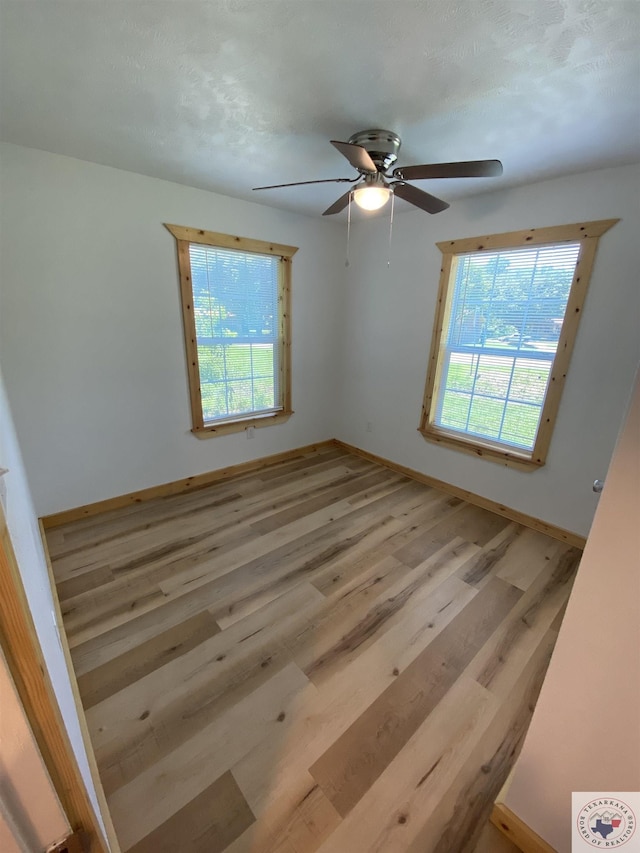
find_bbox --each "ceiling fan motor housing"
[348,129,401,173]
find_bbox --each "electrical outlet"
[366,421,373,432]
[246,426,255,439]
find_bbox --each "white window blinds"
[189,244,281,424]
[435,243,581,450]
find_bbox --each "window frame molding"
[165,224,297,438]
[419,219,619,470]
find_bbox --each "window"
[165,224,297,437]
[419,220,617,468]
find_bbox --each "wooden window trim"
[165,224,297,438]
[419,219,619,470]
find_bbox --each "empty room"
[0,2,639,853]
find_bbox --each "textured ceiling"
[1,0,639,218]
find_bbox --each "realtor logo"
[572,793,637,848]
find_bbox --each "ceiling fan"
[253,129,503,216]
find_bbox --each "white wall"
[0,141,638,853]
[503,371,640,852]
[0,367,107,843]
[0,143,344,516]
[335,164,640,536]
[1,144,638,535]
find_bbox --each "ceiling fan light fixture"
[353,184,391,211]
[255,128,502,217]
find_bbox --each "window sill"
[418,426,545,471]
[192,410,293,439]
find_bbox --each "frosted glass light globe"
[353,185,391,211]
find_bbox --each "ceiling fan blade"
[253,177,354,190]
[330,140,377,173]
[393,160,503,181]
[392,181,450,214]
[322,190,353,216]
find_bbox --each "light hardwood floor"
[48,445,579,852]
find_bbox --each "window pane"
[510,360,551,406]
[439,353,553,449]
[253,371,276,411]
[473,355,512,398]
[442,353,475,393]
[468,396,504,438]
[435,242,580,451]
[189,244,281,424]
[448,246,579,352]
[225,345,252,380]
[201,381,227,421]
[501,401,542,448]
[440,390,471,429]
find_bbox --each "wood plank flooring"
[48,445,581,852]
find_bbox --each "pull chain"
[387,190,395,267]
[345,192,352,267]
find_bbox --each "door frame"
[0,503,110,853]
